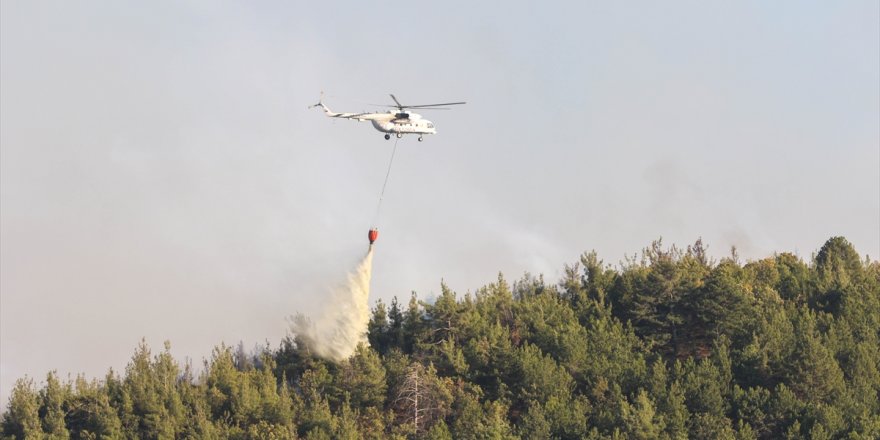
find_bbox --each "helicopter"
[310,93,465,141]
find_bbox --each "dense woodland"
[2,236,879,439]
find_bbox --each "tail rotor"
[309,91,327,110]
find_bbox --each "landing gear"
[396,133,403,138]
[384,134,390,140]
[418,136,423,142]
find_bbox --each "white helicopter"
[310,93,465,141]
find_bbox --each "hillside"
[2,236,879,439]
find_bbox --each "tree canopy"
[3,236,878,439]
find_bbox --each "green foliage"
[65,375,123,439]
[2,236,878,440]
[337,344,387,410]
[121,340,180,438]
[518,401,551,439]
[367,299,391,354]
[39,371,70,439]
[1,378,41,439]
[390,362,453,434]
[620,389,663,440]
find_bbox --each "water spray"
[291,246,374,362]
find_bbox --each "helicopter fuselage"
[371,113,436,136]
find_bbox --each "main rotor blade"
[372,105,452,110]
[390,94,404,109]
[403,102,467,108]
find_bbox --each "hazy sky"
[2,1,878,405]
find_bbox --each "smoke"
[290,246,374,362]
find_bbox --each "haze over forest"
[2,236,879,438]
[1,0,878,431]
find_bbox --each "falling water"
[290,246,374,362]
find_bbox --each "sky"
[1,1,878,406]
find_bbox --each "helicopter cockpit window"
[427,123,434,128]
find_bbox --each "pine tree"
[337,344,387,410]
[786,308,846,404]
[694,261,753,349]
[518,401,551,439]
[64,375,123,439]
[813,236,864,313]
[450,385,485,439]
[662,380,690,440]
[0,378,42,439]
[423,420,453,440]
[388,296,405,349]
[332,402,360,440]
[122,340,178,439]
[774,253,811,304]
[39,371,70,439]
[402,293,427,353]
[731,385,772,438]
[424,282,463,346]
[620,389,663,440]
[367,299,391,354]
[298,367,336,439]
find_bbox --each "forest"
[2,236,878,439]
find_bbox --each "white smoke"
[290,247,374,362]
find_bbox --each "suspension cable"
[372,137,399,226]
